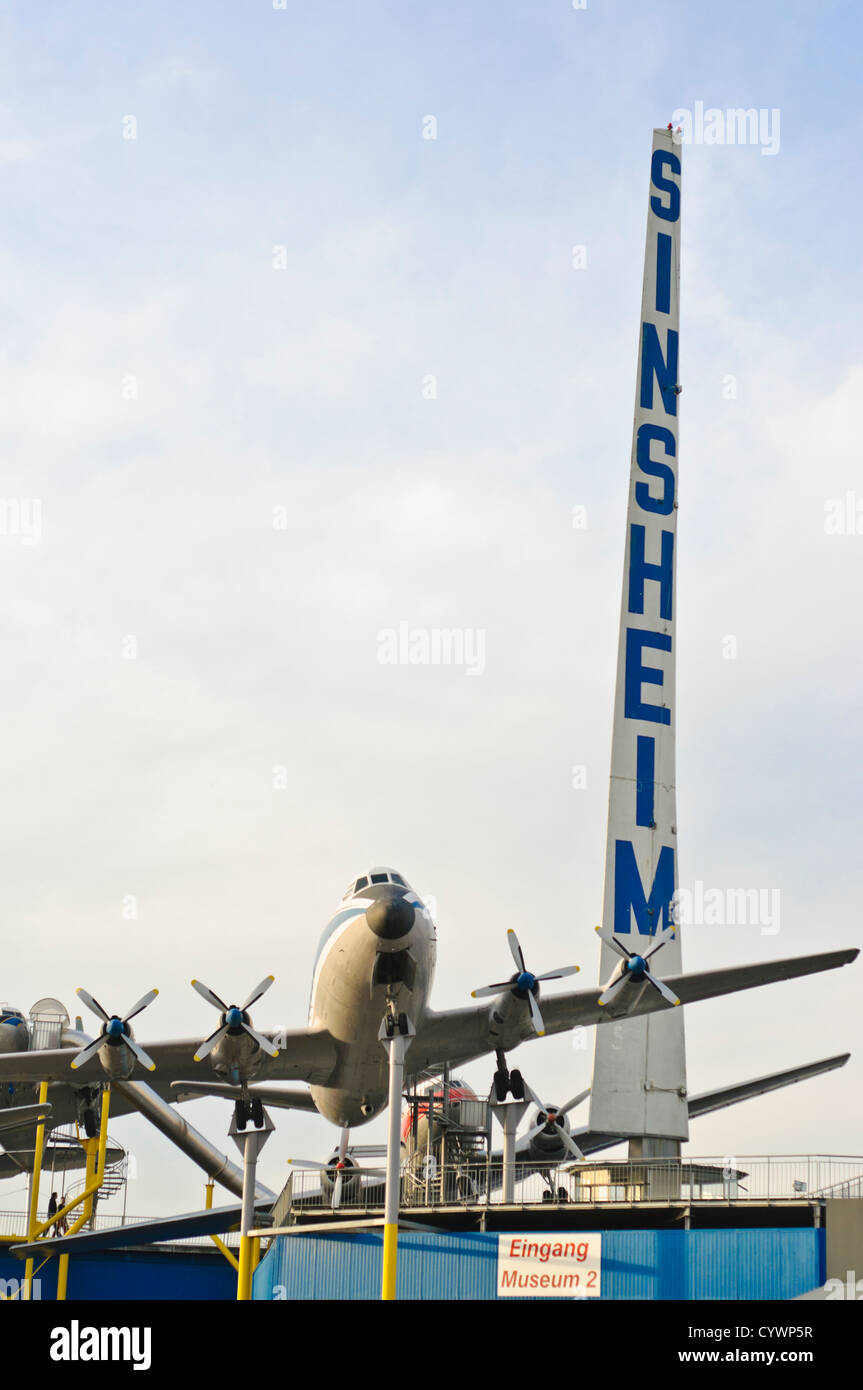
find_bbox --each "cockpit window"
[390,873,405,886]
[355,876,369,892]
[370,873,388,884]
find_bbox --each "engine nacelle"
[526,1105,573,1165]
[318,1152,363,1204]
[206,1021,264,1085]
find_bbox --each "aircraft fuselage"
[307,869,436,1128]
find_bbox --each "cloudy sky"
[0,1,861,1217]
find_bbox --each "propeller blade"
[643,928,676,962]
[194,1024,228,1062]
[70,1036,105,1071]
[471,982,512,999]
[645,971,680,1006]
[332,1171,343,1209]
[241,1024,279,1059]
[595,926,633,961]
[558,1087,591,1117]
[75,988,110,1023]
[241,975,275,1012]
[123,988,159,1023]
[191,979,229,1012]
[338,1127,350,1163]
[534,966,580,982]
[526,990,545,1037]
[598,976,628,1008]
[506,930,526,974]
[559,1128,586,1162]
[124,1036,157,1072]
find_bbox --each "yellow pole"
[33,1088,111,1240]
[204,1180,240,1272]
[381,1222,398,1300]
[23,1081,49,1301]
[49,1088,111,1301]
[237,1235,253,1301]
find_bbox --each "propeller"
[71,988,159,1072]
[472,930,579,1037]
[191,975,279,1061]
[286,1129,386,1209]
[331,1127,350,1209]
[521,1087,591,1161]
[596,925,680,1007]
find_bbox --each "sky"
[0,0,861,1218]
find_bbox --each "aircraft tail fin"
[588,126,686,1149]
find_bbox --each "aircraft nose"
[366,891,415,942]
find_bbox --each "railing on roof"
[284,1154,863,1211]
[0,1208,243,1249]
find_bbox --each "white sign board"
[496,1233,601,1298]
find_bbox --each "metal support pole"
[489,1098,528,1205]
[379,1012,414,1301]
[229,1109,273,1301]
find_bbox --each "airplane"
[0,865,856,1200]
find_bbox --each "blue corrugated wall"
[254,1228,824,1301]
[0,1247,236,1300]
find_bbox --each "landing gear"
[384,1004,411,1038]
[234,1094,265,1129]
[492,1052,525,1102]
[82,1109,98,1139]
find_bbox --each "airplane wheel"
[542,1189,552,1202]
[398,1012,408,1036]
[251,1097,264,1127]
[493,1070,508,1102]
[510,1069,525,1101]
[234,1100,247,1131]
[82,1110,98,1139]
[557,1186,568,1202]
[385,1015,395,1038]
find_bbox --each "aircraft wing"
[0,1028,338,1087]
[407,948,859,1074]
